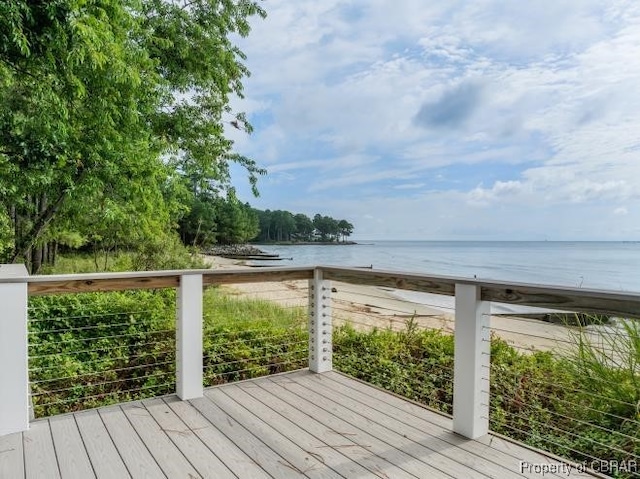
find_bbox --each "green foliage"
[213,191,259,245]
[334,321,455,413]
[333,321,640,477]
[28,286,307,417]
[0,208,12,261]
[179,189,259,246]
[29,289,177,416]
[130,234,207,271]
[253,209,354,243]
[202,289,307,384]
[0,0,267,270]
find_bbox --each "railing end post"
[0,264,30,436]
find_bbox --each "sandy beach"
[201,255,593,354]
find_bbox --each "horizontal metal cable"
[485,383,640,429]
[485,394,640,444]
[495,422,605,464]
[488,365,640,407]
[332,315,453,336]
[27,310,158,323]
[29,320,144,335]
[490,406,640,460]
[336,354,455,383]
[204,349,308,370]
[31,359,175,386]
[205,360,307,378]
[35,382,176,408]
[332,288,457,313]
[32,370,175,397]
[204,330,306,347]
[489,326,575,347]
[332,297,455,319]
[229,294,309,303]
[29,329,174,348]
[31,350,174,377]
[204,325,305,338]
[28,339,174,362]
[202,340,308,361]
[221,287,309,296]
[331,310,405,326]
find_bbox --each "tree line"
[254,210,354,243]
[0,0,267,273]
[178,195,355,246]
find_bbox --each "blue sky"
[226,0,640,240]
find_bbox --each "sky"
[226,0,640,241]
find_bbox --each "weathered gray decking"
[1,370,595,479]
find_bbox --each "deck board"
[0,427,24,478]
[98,406,165,479]
[164,396,271,479]
[277,372,465,478]
[222,383,378,478]
[74,409,131,479]
[302,372,523,479]
[242,379,417,479]
[5,370,599,479]
[142,398,235,479]
[49,415,95,479]
[325,372,587,479]
[23,420,60,479]
[204,387,342,479]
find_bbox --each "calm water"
[256,241,640,293]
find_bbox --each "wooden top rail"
[321,266,640,318]
[25,267,315,295]
[5,264,640,318]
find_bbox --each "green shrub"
[29,290,176,416]
[332,318,640,478]
[28,287,308,417]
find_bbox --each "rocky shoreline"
[204,244,266,257]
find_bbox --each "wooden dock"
[1,370,595,479]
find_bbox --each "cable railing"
[2,264,640,477]
[27,289,177,418]
[202,283,308,386]
[487,304,640,476]
[319,269,640,478]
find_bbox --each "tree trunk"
[32,244,43,274]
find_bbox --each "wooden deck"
[1,370,595,479]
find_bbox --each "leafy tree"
[313,214,339,242]
[338,220,354,242]
[214,192,259,244]
[179,193,218,248]
[293,214,314,241]
[271,210,296,241]
[255,209,273,242]
[0,0,267,271]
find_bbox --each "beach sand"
[201,255,585,354]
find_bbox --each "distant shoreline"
[252,241,358,246]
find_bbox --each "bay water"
[256,241,640,314]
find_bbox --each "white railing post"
[309,268,332,373]
[453,283,490,439]
[0,264,29,436]
[176,273,203,400]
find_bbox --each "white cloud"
[614,207,628,216]
[230,1,640,239]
